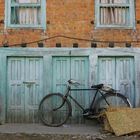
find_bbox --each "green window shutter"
[95,0,135,29]
[6,0,46,29]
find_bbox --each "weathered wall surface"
[0,0,140,48]
[0,1,139,124]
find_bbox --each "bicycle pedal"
[87,115,99,119]
[83,112,93,116]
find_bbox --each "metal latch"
[23,81,36,84]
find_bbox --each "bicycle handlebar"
[68,79,80,86]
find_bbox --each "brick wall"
[0,0,140,48]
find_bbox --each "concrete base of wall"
[0,133,105,140]
[0,123,105,140]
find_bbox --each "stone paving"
[0,123,107,140]
[0,123,139,140]
[0,123,101,135]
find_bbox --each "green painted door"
[52,56,89,123]
[7,57,43,123]
[98,57,135,106]
[116,58,135,105]
[98,57,116,88]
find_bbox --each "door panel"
[98,57,116,88]
[116,57,135,105]
[52,57,70,93]
[52,56,89,123]
[98,57,135,106]
[7,57,43,123]
[70,57,89,123]
[25,58,43,123]
[7,58,25,123]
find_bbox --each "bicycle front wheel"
[39,93,71,127]
[94,92,131,114]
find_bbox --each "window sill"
[6,25,46,30]
[95,25,135,30]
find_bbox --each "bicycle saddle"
[91,84,103,89]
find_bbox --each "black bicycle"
[38,79,132,127]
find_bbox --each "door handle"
[23,81,36,84]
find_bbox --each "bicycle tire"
[94,92,132,114]
[39,93,72,127]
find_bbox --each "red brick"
[0,0,139,48]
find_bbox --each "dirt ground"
[0,133,140,140]
[105,133,140,140]
[105,135,140,140]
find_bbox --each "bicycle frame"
[63,84,110,113]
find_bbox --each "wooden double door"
[7,57,43,123]
[98,57,135,106]
[52,56,89,123]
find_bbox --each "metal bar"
[98,90,110,106]
[68,94,85,111]
[23,81,36,84]
[89,90,99,109]
[71,88,97,91]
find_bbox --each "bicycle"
[38,79,132,127]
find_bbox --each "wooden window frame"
[5,0,46,29]
[95,0,135,29]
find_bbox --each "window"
[95,0,135,28]
[6,0,46,29]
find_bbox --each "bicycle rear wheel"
[39,93,71,127]
[94,92,132,114]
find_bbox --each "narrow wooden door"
[98,57,135,106]
[70,57,89,123]
[52,57,70,94]
[7,58,25,123]
[98,57,116,88]
[24,58,43,123]
[116,57,135,105]
[7,57,43,123]
[52,56,89,123]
